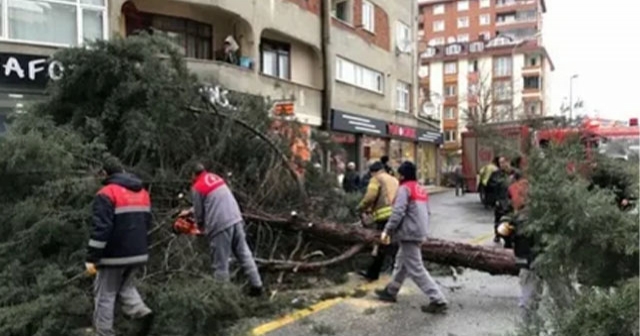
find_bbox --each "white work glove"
[380,231,391,245]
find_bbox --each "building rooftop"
[418,0,547,12]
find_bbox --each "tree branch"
[256,244,364,271]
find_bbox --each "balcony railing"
[185,59,322,124]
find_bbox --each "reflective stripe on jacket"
[358,172,399,221]
[87,173,152,266]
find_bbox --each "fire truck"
[462,117,639,193]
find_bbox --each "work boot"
[421,301,448,314]
[130,310,154,336]
[248,286,264,297]
[357,270,378,282]
[374,288,397,303]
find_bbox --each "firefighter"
[182,163,264,296]
[374,161,448,314]
[356,161,399,281]
[488,156,514,245]
[86,159,153,336]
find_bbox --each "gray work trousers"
[94,266,150,336]
[385,241,447,304]
[209,222,263,288]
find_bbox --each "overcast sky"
[544,0,639,121]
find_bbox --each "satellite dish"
[421,102,435,117]
[418,67,429,78]
[395,38,413,54]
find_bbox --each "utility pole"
[569,74,578,122]
[320,0,333,131]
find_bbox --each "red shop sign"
[387,124,417,139]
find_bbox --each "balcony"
[120,0,323,125]
[495,0,537,13]
[188,60,322,125]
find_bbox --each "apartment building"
[417,0,553,157]
[0,0,443,184]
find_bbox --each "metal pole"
[569,78,573,121]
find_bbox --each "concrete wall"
[188,59,322,125]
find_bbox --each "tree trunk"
[243,212,519,276]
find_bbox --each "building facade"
[0,0,443,185]
[417,0,553,162]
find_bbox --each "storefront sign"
[0,53,63,90]
[417,129,443,144]
[331,110,387,136]
[388,123,417,139]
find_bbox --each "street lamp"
[569,74,579,121]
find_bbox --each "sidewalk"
[426,185,451,195]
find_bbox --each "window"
[433,4,445,14]
[336,57,384,93]
[444,84,457,97]
[493,81,511,100]
[362,1,375,33]
[396,81,410,112]
[6,0,107,46]
[445,44,462,55]
[524,76,540,90]
[457,34,469,42]
[429,37,445,46]
[468,83,478,95]
[261,39,291,80]
[457,17,469,28]
[433,20,445,32]
[480,31,491,40]
[396,21,410,45]
[468,59,478,73]
[480,0,491,8]
[480,14,491,26]
[494,56,512,77]
[444,106,456,119]
[130,14,212,60]
[332,0,353,22]
[444,130,458,142]
[421,47,437,58]
[418,65,429,78]
[444,62,457,74]
[457,0,469,11]
[528,56,539,67]
[469,41,485,52]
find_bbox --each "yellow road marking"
[252,232,495,335]
[468,232,494,245]
[251,279,386,336]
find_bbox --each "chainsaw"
[171,192,203,236]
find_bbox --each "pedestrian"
[478,158,499,208]
[380,155,394,175]
[182,163,264,296]
[487,156,513,245]
[374,161,448,314]
[454,163,465,197]
[86,158,154,336]
[356,161,399,281]
[342,162,361,193]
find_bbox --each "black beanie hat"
[369,161,384,173]
[397,161,417,181]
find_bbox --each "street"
[253,191,522,336]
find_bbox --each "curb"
[427,187,452,195]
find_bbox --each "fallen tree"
[245,211,518,275]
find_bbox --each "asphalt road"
[258,191,523,336]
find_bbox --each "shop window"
[6,0,107,46]
[261,39,290,80]
[125,12,212,60]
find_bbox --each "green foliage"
[0,35,354,335]
[517,139,639,335]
